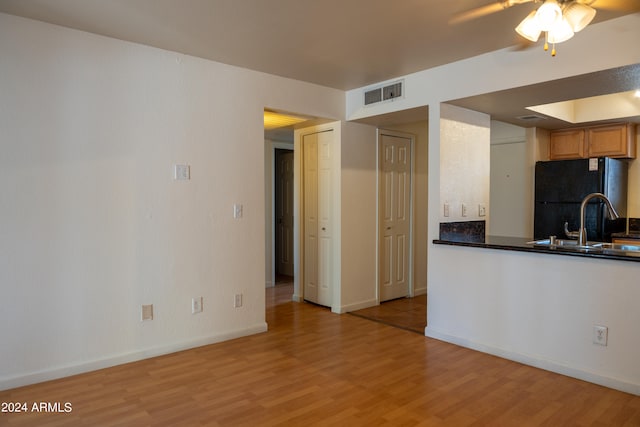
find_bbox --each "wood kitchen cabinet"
[587,123,636,159]
[549,123,636,160]
[549,128,585,159]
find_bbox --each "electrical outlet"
[461,203,467,217]
[234,294,243,308]
[192,297,203,314]
[593,325,608,346]
[443,203,450,217]
[478,204,486,217]
[141,304,153,321]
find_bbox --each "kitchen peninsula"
[434,234,640,262]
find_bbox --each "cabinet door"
[587,123,636,159]
[549,129,585,160]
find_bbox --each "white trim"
[413,286,427,296]
[338,298,379,314]
[0,323,268,391]
[424,326,640,396]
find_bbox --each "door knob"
[322,227,326,231]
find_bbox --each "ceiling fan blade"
[584,0,640,12]
[449,0,536,25]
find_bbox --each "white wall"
[440,104,490,225]
[339,122,378,311]
[490,121,531,237]
[0,13,344,390]
[346,13,640,394]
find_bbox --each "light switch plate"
[192,297,203,314]
[174,164,190,180]
[233,204,243,219]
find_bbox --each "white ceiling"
[2,0,639,132]
[1,0,639,91]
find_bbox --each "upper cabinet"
[549,128,585,160]
[550,123,636,160]
[587,123,636,158]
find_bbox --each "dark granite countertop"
[434,235,640,262]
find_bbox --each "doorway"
[274,148,294,282]
[378,130,414,302]
[350,118,428,335]
[300,129,335,308]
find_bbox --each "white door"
[276,150,294,276]
[379,132,412,302]
[303,130,333,307]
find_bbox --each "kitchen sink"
[527,239,640,255]
[527,238,580,246]
[598,243,640,252]
[526,238,601,249]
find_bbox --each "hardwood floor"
[349,294,427,335]
[1,284,639,426]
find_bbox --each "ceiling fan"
[451,0,635,56]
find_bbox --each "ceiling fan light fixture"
[547,16,575,44]
[563,1,596,32]
[535,0,562,31]
[515,10,542,42]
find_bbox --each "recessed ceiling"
[448,63,640,130]
[527,90,640,124]
[0,0,638,90]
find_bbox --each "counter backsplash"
[439,220,485,243]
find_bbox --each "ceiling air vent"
[383,82,402,100]
[516,114,547,121]
[363,80,404,106]
[364,88,382,105]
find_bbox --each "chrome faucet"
[577,192,619,246]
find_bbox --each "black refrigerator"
[533,158,627,241]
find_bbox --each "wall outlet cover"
[593,325,608,346]
[141,304,153,321]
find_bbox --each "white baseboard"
[292,293,302,302]
[338,298,378,314]
[424,326,640,396]
[0,323,268,391]
[413,287,427,296]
